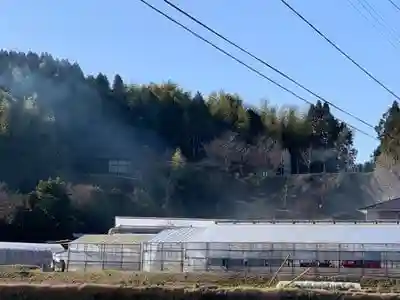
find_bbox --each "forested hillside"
[0,50,397,242]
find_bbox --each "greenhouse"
[142,227,204,272]
[142,223,400,275]
[55,233,154,271]
[0,242,64,267]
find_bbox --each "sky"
[1,0,400,162]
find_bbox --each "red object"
[342,260,381,268]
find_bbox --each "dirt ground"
[1,284,399,300]
[1,266,400,292]
[0,269,268,287]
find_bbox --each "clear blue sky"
[2,0,400,162]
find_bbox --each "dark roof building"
[359,197,400,220]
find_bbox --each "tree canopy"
[0,50,395,241]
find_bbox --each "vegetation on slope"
[0,50,397,241]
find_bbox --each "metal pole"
[385,245,388,277]
[315,243,319,277]
[284,267,311,287]
[120,244,124,270]
[361,244,364,278]
[205,242,210,272]
[338,244,341,275]
[269,244,273,274]
[268,254,290,286]
[84,244,87,272]
[137,243,142,271]
[66,244,71,272]
[161,243,164,271]
[101,244,105,270]
[180,243,184,272]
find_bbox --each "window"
[108,160,131,174]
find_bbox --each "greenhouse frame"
[56,234,154,271]
[52,222,400,277]
[141,223,400,276]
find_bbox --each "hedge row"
[0,284,399,300]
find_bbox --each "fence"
[64,241,400,277]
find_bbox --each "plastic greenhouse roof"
[71,234,154,244]
[0,242,64,252]
[148,227,206,243]
[184,223,400,244]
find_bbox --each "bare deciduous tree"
[203,131,245,171]
[376,152,397,170]
[246,137,283,172]
[299,146,340,173]
[203,132,283,176]
[374,152,400,200]
[300,146,312,173]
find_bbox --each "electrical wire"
[387,0,400,13]
[163,0,377,132]
[280,0,400,102]
[356,0,400,44]
[138,0,376,140]
[138,0,400,179]
[346,0,400,50]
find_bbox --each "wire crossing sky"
[1,0,400,161]
[162,0,378,134]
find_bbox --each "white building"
[110,216,230,234]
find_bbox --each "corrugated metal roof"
[0,242,64,252]
[115,216,220,228]
[186,224,400,244]
[116,217,399,228]
[148,227,205,243]
[359,198,400,210]
[71,234,154,244]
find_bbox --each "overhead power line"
[346,0,400,50]
[356,0,400,44]
[280,0,400,102]
[138,0,376,140]
[163,0,376,132]
[387,0,400,13]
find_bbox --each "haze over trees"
[0,50,395,241]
